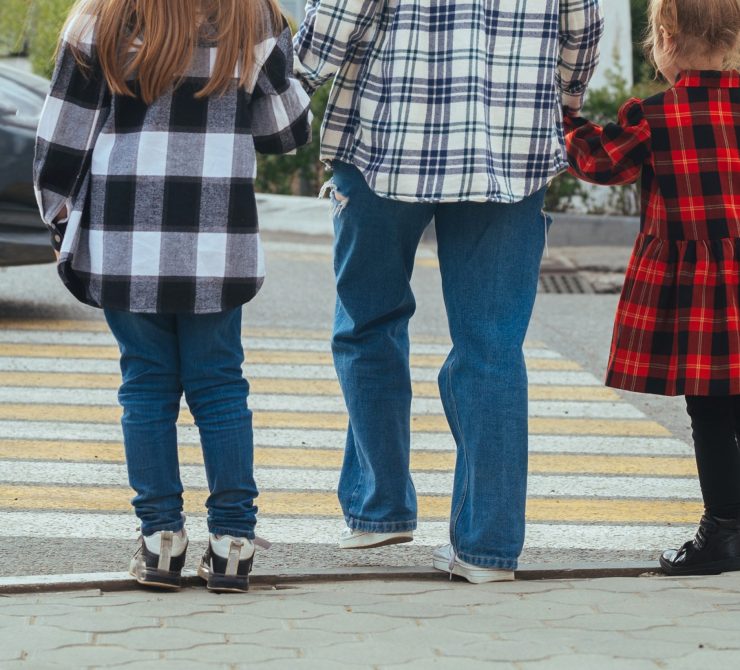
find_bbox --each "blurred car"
[0,63,54,267]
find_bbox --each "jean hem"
[346,517,417,533]
[140,519,185,536]
[209,526,256,540]
[456,550,518,571]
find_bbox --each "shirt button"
[54,235,61,243]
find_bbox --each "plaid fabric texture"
[34,10,311,314]
[294,0,604,203]
[566,71,740,396]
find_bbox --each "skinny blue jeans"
[104,307,257,538]
[330,161,548,570]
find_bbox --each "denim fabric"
[330,161,548,570]
[104,308,258,538]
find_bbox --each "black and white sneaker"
[129,529,188,590]
[198,534,255,593]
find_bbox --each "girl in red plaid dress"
[565,0,740,576]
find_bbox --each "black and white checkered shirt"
[34,11,312,314]
[294,0,604,203]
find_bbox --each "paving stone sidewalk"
[1,573,739,669]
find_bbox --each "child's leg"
[104,310,185,534]
[686,395,740,519]
[659,396,740,575]
[177,307,258,538]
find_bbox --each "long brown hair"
[63,0,283,104]
[645,0,740,70]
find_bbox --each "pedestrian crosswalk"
[0,318,701,552]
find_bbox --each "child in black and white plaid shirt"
[34,0,311,592]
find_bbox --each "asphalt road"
[0,233,699,576]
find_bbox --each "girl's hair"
[645,0,740,70]
[63,0,283,104]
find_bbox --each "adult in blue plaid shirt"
[295,0,604,582]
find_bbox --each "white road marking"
[0,387,645,419]
[0,511,694,551]
[0,357,603,386]
[0,330,560,359]
[0,421,691,454]
[0,461,702,500]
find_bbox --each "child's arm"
[559,0,605,115]
[293,0,383,94]
[33,12,109,251]
[565,98,652,186]
[250,22,312,155]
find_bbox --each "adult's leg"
[104,310,185,535]
[330,161,435,532]
[178,308,258,538]
[687,395,740,519]
[434,190,548,570]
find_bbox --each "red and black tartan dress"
[565,70,740,397]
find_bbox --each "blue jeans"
[330,161,548,570]
[104,308,257,538]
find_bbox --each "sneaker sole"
[659,555,740,576]
[197,563,250,593]
[432,557,515,584]
[129,568,182,590]
[339,534,414,550]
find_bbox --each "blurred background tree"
[0,0,31,57]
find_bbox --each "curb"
[0,563,661,596]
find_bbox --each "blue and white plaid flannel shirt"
[295,0,604,203]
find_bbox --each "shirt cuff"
[49,222,67,253]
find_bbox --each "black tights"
[685,395,740,519]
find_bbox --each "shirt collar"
[675,70,740,88]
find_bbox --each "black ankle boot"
[660,513,740,576]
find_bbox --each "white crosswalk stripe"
[0,387,647,419]
[0,512,694,551]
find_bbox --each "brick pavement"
[1,573,739,668]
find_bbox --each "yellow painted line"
[529,386,619,401]
[0,343,576,371]
[0,320,332,341]
[0,320,110,333]
[0,372,344,395]
[0,440,697,476]
[416,258,440,269]
[0,372,123,390]
[0,484,703,523]
[0,404,670,436]
[529,454,697,477]
[0,371,620,402]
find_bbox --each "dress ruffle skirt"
[607,233,740,396]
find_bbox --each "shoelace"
[447,548,457,580]
[692,515,717,551]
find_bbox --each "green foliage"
[255,83,330,196]
[0,1,75,76]
[0,0,31,56]
[631,0,650,84]
[29,0,75,78]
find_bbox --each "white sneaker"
[198,534,256,593]
[338,527,414,549]
[432,544,515,584]
[130,528,189,589]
